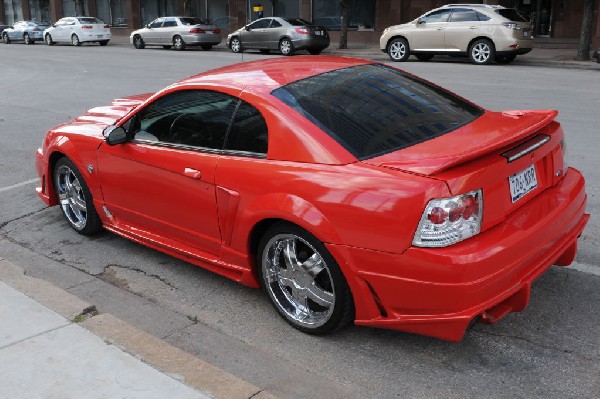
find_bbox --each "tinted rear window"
[285,18,312,26]
[78,17,104,24]
[496,9,529,22]
[271,64,483,160]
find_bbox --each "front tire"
[3,33,10,44]
[45,34,54,45]
[387,37,410,62]
[99,40,109,46]
[230,36,242,53]
[53,157,102,235]
[71,34,81,46]
[469,39,495,65]
[173,35,186,51]
[279,37,294,56]
[133,35,145,49]
[258,222,354,334]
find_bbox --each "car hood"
[363,109,558,176]
[52,93,152,137]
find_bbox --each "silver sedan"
[130,17,222,51]
[227,17,329,56]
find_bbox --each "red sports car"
[35,57,589,341]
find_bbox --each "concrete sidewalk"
[108,33,600,70]
[0,258,277,399]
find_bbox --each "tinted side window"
[449,9,480,22]
[477,11,491,21]
[131,90,238,150]
[249,19,271,29]
[272,64,483,160]
[150,19,163,28]
[270,20,282,28]
[224,102,268,155]
[420,9,452,23]
[496,9,529,22]
[163,18,177,27]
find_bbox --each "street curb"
[0,258,278,399]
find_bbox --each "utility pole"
[576,0,595,61]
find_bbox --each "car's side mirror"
[146,24,150,28]
[417,19,426,25]
[104,125,128,146]
[245,26,250,31]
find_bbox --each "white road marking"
[0,178,39,193]
[569,261,600,277]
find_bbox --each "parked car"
[380,4,533,65]
[44,17,111,46]
[227,17,329,55]
[0,20,9,35]
[35,56,589,341]
[130,16,221,51]
[2,20,51,44]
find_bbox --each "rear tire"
[173,35,186,51]
[387,37,410,62]
[3,33,11,44]
[71,34,81,46]
[133,35,145,49]
[99,40,109,46]
[469,39,495,65]
[53,157,102,235]
[24,33,33,45]
[279,37,294,56]
[45,34,54,46]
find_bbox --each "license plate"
[97,35,103,38]
[509,164,537,203]
[315,31,322,36]
[523,29,530,37]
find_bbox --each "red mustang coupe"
[35,57,589,341]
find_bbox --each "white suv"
[380,4,533,65]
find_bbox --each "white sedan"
[44,16,111,46]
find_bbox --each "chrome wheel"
[71,34,80,46]
[24,33,31,44]
[53,158,102,235]
[279,38,293,56]
[230,37,241,53]
[262,233,335,329]
[45,34,54,45]
[173,35,185,50]
[388,38,409,62]
[470,39,494,65]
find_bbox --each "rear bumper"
[80,32,111,43]
[327,168,588,341]
[292,37,330,50]
[181,33,222,46]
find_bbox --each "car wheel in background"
[53,157,102,235]
[24,33,33,45]
[173,35,186,51]
[469,39,495,65]
[258,222,355,335]
[2,33,10,44]
[230,37,242,53]
[201,44,212,50]
[416,54,434,62]
[495,54,517,64]
[71,34,81,46]
[387,37,410,62]
[279,37,294,56]
[308,48,322,55]
[45,34,54,45]
[133,35,145,49]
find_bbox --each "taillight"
[104,24,110,28]
[295,28,309,34]
[501,22,521,30]
[32,27,40,31]
[189,28,206,33]
[413,189,483,247]
[560,139,569,174]
[213,28,220,34]
[82,25,93,29]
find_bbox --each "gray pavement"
[0,258,277,399]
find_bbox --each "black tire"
[469,39,495,65]
[495,54,517,64]
[71,34,81,46]
[308,48,322,55]
[24,33,33,45]
[99,40,109,46]
[133,35,145,49]
[53,157,102,235]
[257,222,355,335]
[3,33,10,44]
[229,36,242,53]
[279,37,294,56]
[259,49,270,54]
[173,35,186,51]
[162,45,171,49]
[45,34,54,46]
[201,44,212,50]
[415,54,434,62]
[387,37,410,62]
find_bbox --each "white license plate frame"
[509,164,538,203]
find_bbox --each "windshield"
[285,18,313,26]
[271,64,483,160]
[179,17,210,26]
[496,9,529,22]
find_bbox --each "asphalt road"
[0,42,599,399]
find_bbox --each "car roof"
[171,56,373,96]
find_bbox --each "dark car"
[227,17,329,55]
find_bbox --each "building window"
[313,0,374,30]
[29,0,50,22]
[249,0,299,19]
[140,0,174,27]
[3,0,24,25]
[96,0,126,27]
[62,0,88,17]
[188,0,207,19]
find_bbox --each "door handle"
[183,168,202,179]
[436,27,443,30]
[470,26,478,29]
